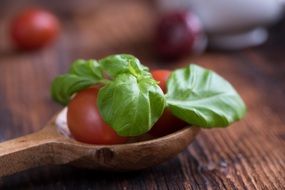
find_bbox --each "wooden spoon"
[0,109,200,177]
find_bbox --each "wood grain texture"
[0,116,199,177]
[0,0,285,189]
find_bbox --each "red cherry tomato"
[10,8,60,50]
[149,70,187,137]
[67,87,128,144]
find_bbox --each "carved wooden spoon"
[0,109,200,177]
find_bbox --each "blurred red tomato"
[10,8,60,50]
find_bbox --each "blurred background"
[1,0,284,59]
[0,0,285,189]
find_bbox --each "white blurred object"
[209,28,268,50]
[158,0,284,49]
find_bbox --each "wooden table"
[0,1,284,189]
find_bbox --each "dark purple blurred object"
[154,10,207,60]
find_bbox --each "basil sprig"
[98,73,165,136]
[166,64,246,127]
[51,54,246,137]
[51,54,165,136]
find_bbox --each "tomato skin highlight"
[149,70,187,137]
[10,8,60,50]
[67,87,128,145]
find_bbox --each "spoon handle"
[0,127,60,177]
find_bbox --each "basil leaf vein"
[99,54,150,78]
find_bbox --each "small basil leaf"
[98,73,166,136]
[69,59,103,80]
[166,64,246,127]
[51,59,103,105]
[99,54,150,78]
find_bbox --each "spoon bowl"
[0,110,200,177]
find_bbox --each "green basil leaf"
[98,73,166,136]
[51,59,103,105]
[166,64,246,127]
[99,54,150,78]
[69,59,103,79]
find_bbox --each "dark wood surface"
[0,1,285,189]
